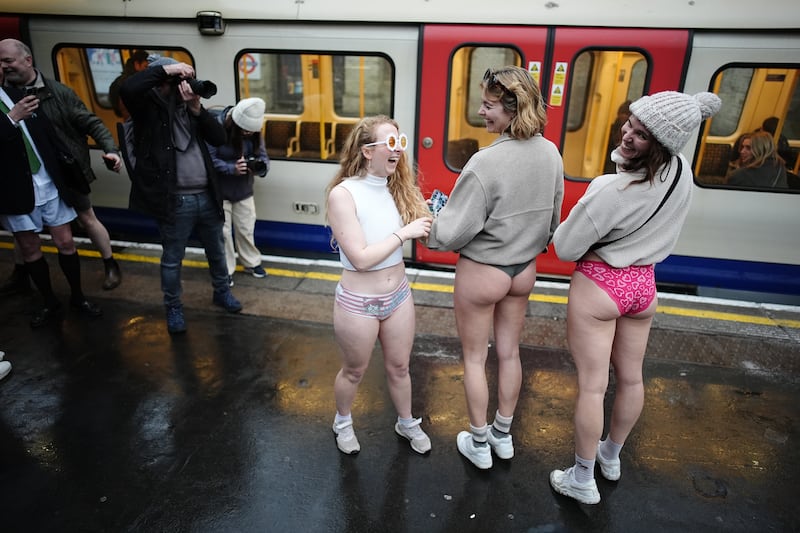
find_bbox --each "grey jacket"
[427,134,564,265]
[554,154,693,267]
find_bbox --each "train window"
[444,46,521,170]
[708,67,753,137]
[695,65,799,190]
[562,49,647,180]
[53,46,192,145]
[236,51,393,161]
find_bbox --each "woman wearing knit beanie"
[208,97,270,284]
[549,91,721,504]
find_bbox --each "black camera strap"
[590,157,682,251]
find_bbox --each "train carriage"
[1,0,798,302]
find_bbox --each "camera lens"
[187,79,217,99]
[246,157,267,176]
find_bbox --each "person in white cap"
[549,90,722,504]
[208,98,270,285]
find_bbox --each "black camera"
[187,78,217,99]
[172,77,217,99]
[24,86,38,98]
[246,157,267,177]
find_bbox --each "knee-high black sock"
[58,252,85,303]
[25,256,58,307]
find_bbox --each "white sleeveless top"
[337,175,403,271]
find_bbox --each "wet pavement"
[1,237,799,532]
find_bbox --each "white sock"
[599,437,623,461]
[574,454,595,484]
[398,416,414,427]
[492,410,513,434]
[470,423,489,446]
[334,412,352,426]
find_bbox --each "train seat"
[264,120,298,159]
[785,147,799,172]
[697,142,732,183]
[289,121,332,159]
[327,122,356,160]
[787,171,800,190]
[446,138,479,169]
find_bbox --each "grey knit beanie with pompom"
[629,91,722,155]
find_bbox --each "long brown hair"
[325,115,428,224]
[618,125,674,185]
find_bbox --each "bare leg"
[377,296,417,419]
[453,257,512,427]
[77,207,112,259]
[332,301,380,417]
[607,298,656,445]
[566,271,619,460]
[492,261,536,418]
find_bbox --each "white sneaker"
[487,428,514,459]
[395,418,431,454]
[596,441,621,481]
[332,420,360,454]
[0,350,5,361]
[550,466,600,504]
[456,431,492,469]
[0,360,11,381]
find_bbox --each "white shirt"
[0,88,58,206]
[337,174,404,271]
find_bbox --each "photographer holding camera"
[208,98,270,284]
[120,55,243,334]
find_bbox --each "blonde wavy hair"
[742,131,783,169]
[325,115,429,226]
[482,65,547,139]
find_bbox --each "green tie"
[0,97,42,173]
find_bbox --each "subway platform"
[0,235,798,532]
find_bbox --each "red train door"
[415,25,548,265]
[540,27,690,277]
[415,24,690,276]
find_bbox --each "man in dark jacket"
[0,80,101,327]
[120,56,242,334]
[0,38,123,290]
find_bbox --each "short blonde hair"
[482,65,547,139]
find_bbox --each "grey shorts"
[0,196,77,233]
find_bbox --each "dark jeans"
[157,192,228,308]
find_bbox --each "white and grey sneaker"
[550,466,600,504]
[394,418,431,454]
[487,428,514,459]
[596,441,621,481]
[332,420,360,455]
[456,431,492,469]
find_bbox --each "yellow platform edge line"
[2,243,797,329]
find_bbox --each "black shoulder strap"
[590,157,682,251]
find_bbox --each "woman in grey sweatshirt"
[549,91,721,504]
[427,66,564,470]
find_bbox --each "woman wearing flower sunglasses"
[426,66,564,469]
[326,115,433,455]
